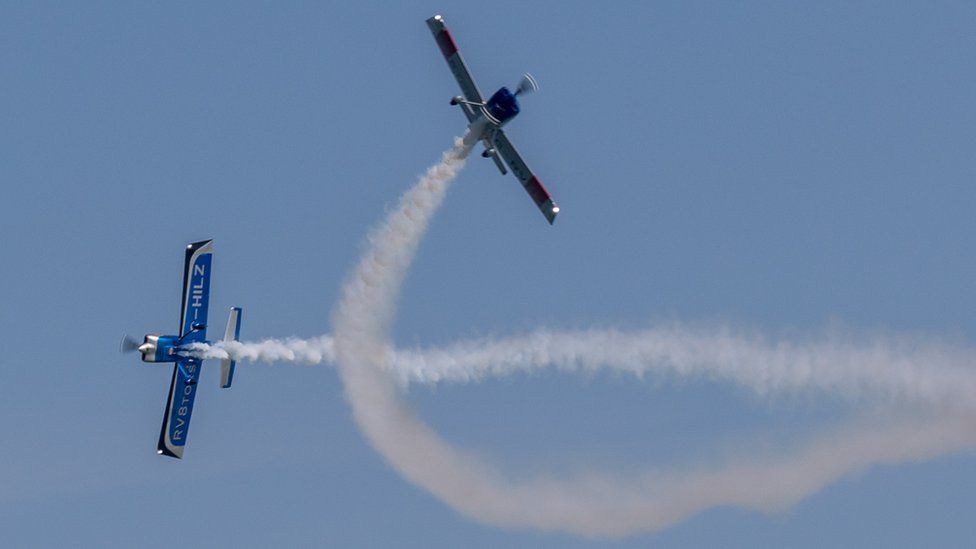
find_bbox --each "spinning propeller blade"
[120,334,141,354]
[514,73,539,97]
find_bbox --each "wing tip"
[426,14,458,58]
[156,443,184,459]
[187,239,213,251]
[545,207,558,225]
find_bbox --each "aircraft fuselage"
[463,86,521,147]
[139,334,181,363]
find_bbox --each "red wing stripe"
[524,176,552,208]
[435,29,459,58]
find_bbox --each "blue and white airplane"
[121,239,242,458]
[426,14,560,224]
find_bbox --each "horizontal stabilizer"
[220,307,242,389]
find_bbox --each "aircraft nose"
[138,342,154,354]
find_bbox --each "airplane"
[121,239,242,459]
[426,14,560,224]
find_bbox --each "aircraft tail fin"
[219,307,242,389]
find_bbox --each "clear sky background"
[2,1,975,547]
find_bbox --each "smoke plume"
[188,140,976,537]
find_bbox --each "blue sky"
[2,1,975,547]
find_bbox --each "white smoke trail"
[190,326,976,410]
[393,327,976,409]
[184,140,976,537]
[320,138,976,537]
[185,336,335,365]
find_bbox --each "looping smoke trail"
[320,137,976,538]
[187,140,976,538]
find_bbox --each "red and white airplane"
[427,14,560,224]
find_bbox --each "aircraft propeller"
[120,334,141,354]
[514,73,539,97]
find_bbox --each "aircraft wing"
[158,240,213,459]
[157,357,202,458]
[179,240,213,340]
[426,15,484,106]
[491,130,559,224]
